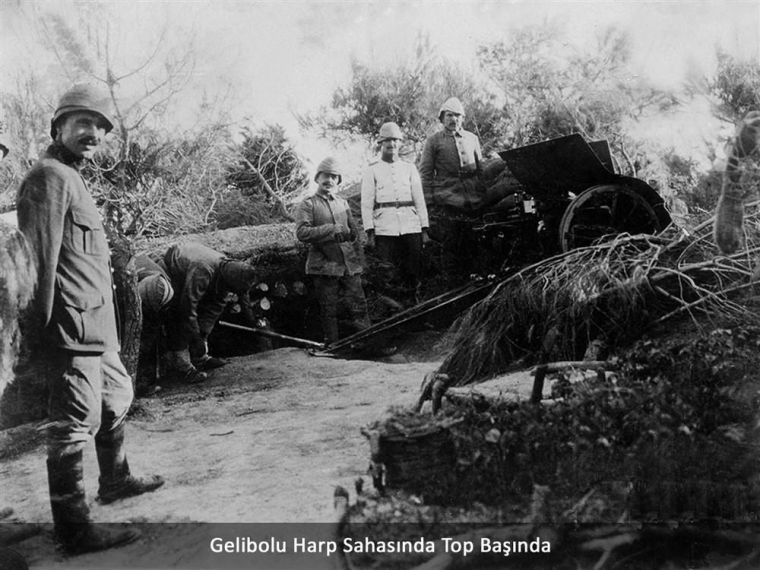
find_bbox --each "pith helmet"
[378,122,404,141]
[50,83,115,139]
[438,97,465,121]
[314,156,342,184]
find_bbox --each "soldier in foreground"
[16,84,164,554]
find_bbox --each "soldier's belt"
[374,201,415,209]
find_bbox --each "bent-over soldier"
[161,242,257,379]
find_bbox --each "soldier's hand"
[333,225,350,242]
[421,228,431,247]
[365,230,375,249]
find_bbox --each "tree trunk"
[112,244,143,389]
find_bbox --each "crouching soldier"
[16,83,163,554]
[295,157,371,345]
[161,242,257,380]
[134,254,176,395]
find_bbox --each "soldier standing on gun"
[419,97,486,281]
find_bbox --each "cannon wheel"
[558,184,662,252]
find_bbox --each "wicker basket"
[362,411,460,503]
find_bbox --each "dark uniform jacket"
[16,143,119,352]
[418,128,486,211]
[295,191,363,276]
[161,242,231,341]
[135,253,170,283]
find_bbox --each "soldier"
[295,157,370,345]
[714,111,760,254]
[361,122,430,307]
[136,254,175,318]
[16,83,164,554]
[418,97,487,281]
[134,254,176,395]
[419,97,486,212]
[161,242,257,379]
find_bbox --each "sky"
[1,0,758,172]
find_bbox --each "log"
[134,222,302,261]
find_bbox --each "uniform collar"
[47,141,87,171]
[316,189,336,200]
[442,127,463,138]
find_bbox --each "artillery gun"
[474,133,671,267]
[324,133,673,354]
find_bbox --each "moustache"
[78,137,99,146]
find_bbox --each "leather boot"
[163,351,208,384]
[95,425,164,505]
[47,450,140,554]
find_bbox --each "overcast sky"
[1,0,758,169]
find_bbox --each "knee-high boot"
[95,424,164,505]
[47,449,140,554]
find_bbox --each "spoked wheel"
[558,184,664,252]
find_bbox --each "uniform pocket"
[69,210,107,255]
[52,302,110,347]
[52,303,85,346]
[52,281,109,347]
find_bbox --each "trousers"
[44,348,133,459]
[313,274,370,344]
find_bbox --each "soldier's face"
[57,111,108,159]
[380,138,400,161]
[442,111,464,133]
[316,172,340,193]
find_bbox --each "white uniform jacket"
[361,158,429,236]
